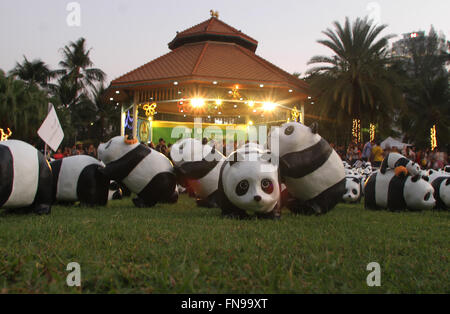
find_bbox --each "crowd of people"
[333,140,449,170]
[49,137,449,171]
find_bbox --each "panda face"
[98,136,139,164]
[343,178,360,203]
[223,153,279,213]
[269,122,321,157]
[404,176,436,210]
[407,162,421,176]
[171,138,225,166]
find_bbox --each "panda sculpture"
[51,155,121,206]
[0,140,52,214]
[217,146,281,219]
[342,176,362,203]
[98,136,178,207]
[269,122,346,215]
[107,181,123,201]
[364,168,435,211]
[170,138,225,208]
[427,169,450,210]
[380,152,421,176]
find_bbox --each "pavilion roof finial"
[210,10,219,19]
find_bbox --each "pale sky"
[1,0,449,83]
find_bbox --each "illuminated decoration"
[370,123,376,142]
[291,106,300,122]
[143,103,157,117]
[229,85,241,99]
[430,125,437,150]
[248,120,254,126]
[125,111,133,130]
[215,99,222,106]
[352,119,361,143]
[410,32,418,38]
[0,128,12,141]
[177,100,189,114]
[248,101,255,107]
[138,120,151,143]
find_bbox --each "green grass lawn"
[0,194,448,294]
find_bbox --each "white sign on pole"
[37,105,64,152]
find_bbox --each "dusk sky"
[1,0,449,83]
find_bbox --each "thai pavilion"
[106,12,309,145]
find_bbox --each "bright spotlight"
[191,98,205,108]
[248,101,255,107]
[262,102,277,111]
[215,99,222,106]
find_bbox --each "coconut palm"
[9,56,55,87]
[307,17,403,141]
[58,37,106,97]
[0,69,49,141]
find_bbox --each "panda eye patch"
[236,180,249,196]
[352,189,358,195]
[261,179,274,194]
[284,126,294,136]
[424,192,431,201]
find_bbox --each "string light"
[370,123,376,142]
[0,128,12,141]
[352,119,361,144]
[430,125,437,150]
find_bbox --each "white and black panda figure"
[364,168,435,211]
[269,122,346,215]
[50,155,112,206]
[380,152,421,176]
[170,138,225,208]
[342,176,362,203]
[0,140,52,215]
[217,147,281,219]
[98,136,178,208]
[426,170,450,210]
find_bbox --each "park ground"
[0,194,448,294]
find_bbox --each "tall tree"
[9,56,55,87]
[393,28,450,149]
[58,37,106,96]
[307,17,403,143]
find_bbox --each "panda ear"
[422,175,429,182]
[411,175,420,182]
[309,122,319,134]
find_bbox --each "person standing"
[371,141,384,168]
[362,140,373,162]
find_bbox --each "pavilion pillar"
[120,104,126,137]
[132,92,139,140]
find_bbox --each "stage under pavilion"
[106,12,310,145]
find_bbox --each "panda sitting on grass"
[217,145,281,220]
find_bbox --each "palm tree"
[89,84,121,142]
[9,56,55,87]
[307,17,403,142]
[0,69,48,141]
[58,37,106,97]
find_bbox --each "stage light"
[116,91,120,94]
[262,102,277,111]
[191,98,205,108]
[213,81,218,85]
[174,81,179,85]
[215,99,222,106]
